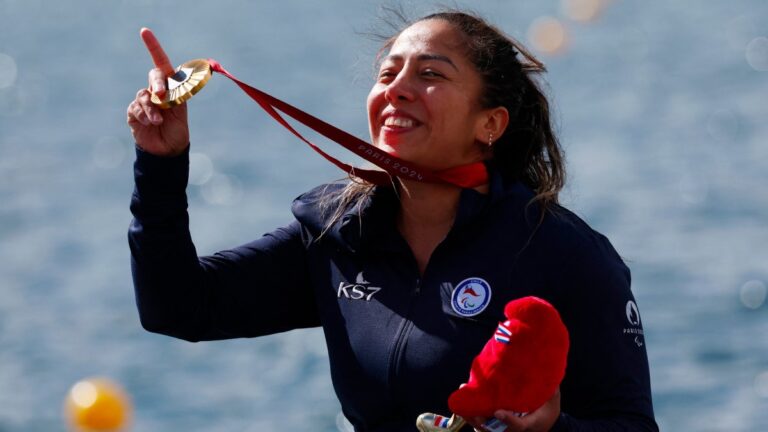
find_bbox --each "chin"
[374,141,400,157]
[374,139,435,169]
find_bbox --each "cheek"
[427,92,483,149]
[366,87,384,129]
[424,87,465,126]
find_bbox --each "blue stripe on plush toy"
[496,323,512,336]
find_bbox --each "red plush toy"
[417,296,569,432]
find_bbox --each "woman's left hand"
[467,388,561,432]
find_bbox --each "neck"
[396,178,489,225]
[397,180,462,228]
[396,179,489,275]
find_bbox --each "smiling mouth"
[384,116,416,128]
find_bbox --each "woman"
[126,11,657,432]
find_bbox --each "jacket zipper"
[386,274,421,393]
[387,318,414,387]
[387,233,441,393]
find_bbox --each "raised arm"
[128,147,320,341]
[126,29,319,342]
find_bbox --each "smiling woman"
[126,9,657,432]
[367,19,498,172]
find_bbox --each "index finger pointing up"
[140,27,175,77]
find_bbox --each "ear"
[474,106,509,145]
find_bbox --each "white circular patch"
[451,278,492,317]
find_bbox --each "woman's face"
[367,20,495,171]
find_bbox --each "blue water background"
[0,0,766,430]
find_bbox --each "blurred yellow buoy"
[561,0,608,23]
[528,17,569,55]
[64,377,132,431]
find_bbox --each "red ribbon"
[208,59,488,188]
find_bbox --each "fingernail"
[152,114,162,124]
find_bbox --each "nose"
[384,72,416,104]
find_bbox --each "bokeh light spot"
[0,72,46,116]
[528,17,569,55]
[70,381,98,409]
[745,37,768,71]
[202,173,242,205]
[189,152,214,185]
[706,109,741,143]
[561,0,606,23]
[0,53,18,89]
[740,280,767,309]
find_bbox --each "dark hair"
[320,9,566,235]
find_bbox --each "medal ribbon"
[207,59,488,188]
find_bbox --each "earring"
[488,132,494,147]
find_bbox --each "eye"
[421,69,444,79]
[377,69,396,82]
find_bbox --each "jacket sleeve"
[549,234,658,432]
[128,147,320,342]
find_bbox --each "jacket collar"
[338,168,531,254]
[292,168,535,254]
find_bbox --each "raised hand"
[126,28,190,156]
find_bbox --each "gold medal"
[151,59,211,108]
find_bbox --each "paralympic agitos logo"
[451,278,492,317]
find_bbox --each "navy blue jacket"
[129,148,657,431]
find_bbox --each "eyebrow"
[383,53,459,71]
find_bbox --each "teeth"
[384,117,415,128]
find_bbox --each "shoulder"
[290,182,385,240]
[291,182,346,215]
[534,205,632,306]
[494,199,638,335]
[544,205,624,265]
[490,182,619,261]
[491,184,629,291]
[289,182,346,235]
